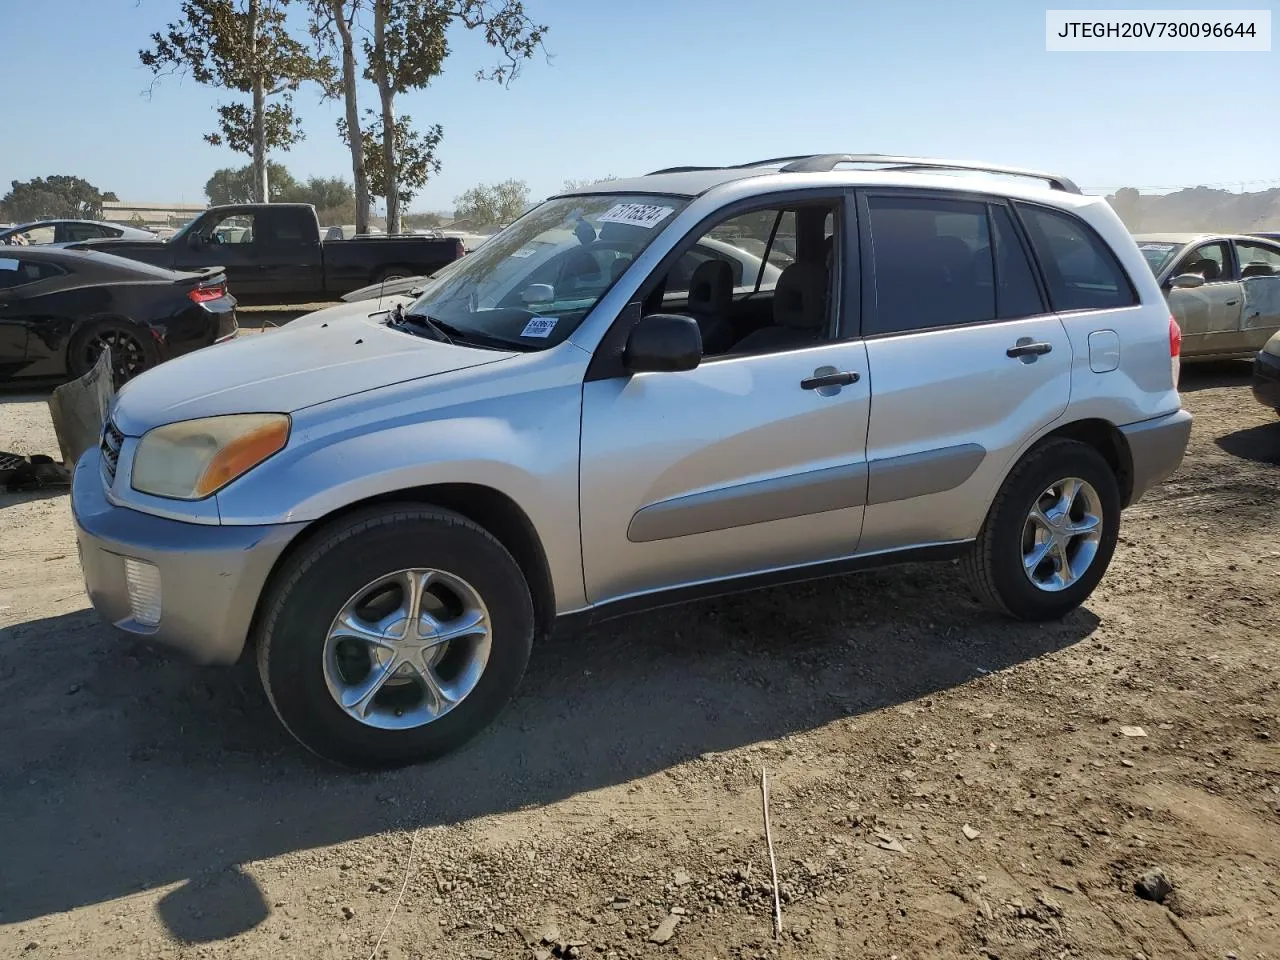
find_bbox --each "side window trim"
[987,200,1051,320]
[1010,200,1141,312]
[584,188,858,383]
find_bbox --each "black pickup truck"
[71,203,464,304]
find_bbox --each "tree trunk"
[373,0,400,235]
[248,0,268,203]
[332,0,369,234]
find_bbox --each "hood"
[283,295,413,332]
[111,315,516,435]
[341,276,430,302]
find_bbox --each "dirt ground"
[1,362,1277,960]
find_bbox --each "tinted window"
[990,205,1045,319]
[65,223,107,242]
[866,195,995,335]
[0,257,65,289]
[1016,204,1137,311]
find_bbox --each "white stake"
[761,765,783,938]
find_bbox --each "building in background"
[101,200,207,233]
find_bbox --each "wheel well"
[1038,418,1135,506]
[244,484,557,660]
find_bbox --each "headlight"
[1264,335,1280,359]
[131,413,290,500]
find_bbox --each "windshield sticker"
[597,203,674,230]
[520,316,558,339]
[510,244,539,258]
[0,258,17,271]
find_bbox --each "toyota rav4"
[71,154,1192,767]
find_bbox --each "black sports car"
[0,246,237,385]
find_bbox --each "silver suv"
[71,154,1192,767]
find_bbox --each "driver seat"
[685,259,736,354]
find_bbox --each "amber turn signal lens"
[194,417,290,497]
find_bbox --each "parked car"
[0,246,236,385]
[325,224,387,240]
[72,153,1190,768]
[1,219,158,246]
[1134,232,1280,360]
[70,203,464,305]
[1252,328,1280,416]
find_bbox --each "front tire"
[961,438,1121,621]
[255,504,535,768]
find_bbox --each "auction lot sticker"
[598,203,675,230]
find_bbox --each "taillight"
[1169,314,1182,388]
[189,284,225,303]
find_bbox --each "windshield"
[401,193,688,349]
[1137,241,1182,276]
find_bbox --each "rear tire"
[255,504,535,769]
[67,318,157,386]
[374,265,414,284]
[961,438,1120,621]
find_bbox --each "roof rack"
[643,154,1081,193]
[776,154,1081,193]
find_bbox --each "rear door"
[856,191,1074,554]
[1232,238,1280,350]
[1164,239,1244,357]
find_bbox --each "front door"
[188,210,266,297]
[1165,240,1244,358]
[579,195,870,606]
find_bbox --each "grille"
[100,418,124,485]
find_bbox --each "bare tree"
[141,0,330,202]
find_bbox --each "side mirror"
[1169,273,1205,289]
[520,283,554,305]
[624,313,702,374]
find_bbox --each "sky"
[2,0,1278,213]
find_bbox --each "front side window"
[206,214,255,245]
[1015,203,1137,311]
[401,193,689,350]
[1171,241,1230,282]
[865,195,996,335]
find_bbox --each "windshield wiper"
[397,305,536,352]
[394,304,453,344]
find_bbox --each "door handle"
[801,370,859,390]
[1225,299,1240,306]
[1006,341,1053,358]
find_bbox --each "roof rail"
[777,154,1081,193]
[644,165,726,175]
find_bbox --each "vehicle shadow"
[0,562,1099,940]
[1217,421,1280,465]
[1177,359,1253,392]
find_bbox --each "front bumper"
[1252,349,1280,411]
[1119,407,1193,505]
[71,447,306,665]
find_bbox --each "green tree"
[452,178,529,227]
[292,175,355,209]
[128,213,149,228]
[338,111,442,214]
[362,0,547,234]
[204,161,299,204]
[403,211,443,229]
[140,0,331,203]
[1,176,117,221]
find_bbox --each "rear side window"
[865,195,995,335]
[0,257,66,289]
[1015,203,1137,311]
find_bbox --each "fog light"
[123,558,162,627]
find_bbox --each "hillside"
[1107,185,1280,234]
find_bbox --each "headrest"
[1241,261,1274,279]
[687,258,734,313]
[1184,258,1220,281]
[773,261,828,330]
